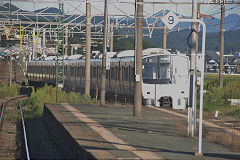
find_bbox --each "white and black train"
[27,48,190,109]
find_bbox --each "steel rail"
[0,95,27,130]
[0,101,5,129]
[19,100,30,160]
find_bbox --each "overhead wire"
[208,5,240,16]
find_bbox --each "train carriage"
[141,50,189,109]
[26,48,190,109]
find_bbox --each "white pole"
[180,19,206,155]
[198,20,206,156]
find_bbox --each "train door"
[79,66,83,91]
[82,66,85,92]
[93,66,98,91]
[129,67,134,92]
[123,66,129,94]
[110,67,115,92]
[76,64,80,92]
[120,66,124,94]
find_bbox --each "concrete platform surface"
[44,103,240,160]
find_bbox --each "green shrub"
[203,74,240,117]
[0,82,20,98]
[27,84,99,117]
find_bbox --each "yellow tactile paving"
[86,150,116,160]
[62,103,164,160]
[132,151,164,160]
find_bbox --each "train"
[27,48,190,109]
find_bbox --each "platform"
[43,103,240,160]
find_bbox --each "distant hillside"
[1,3,240,32]
[1,3,239,53]
[144,29,240,53]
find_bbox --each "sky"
[10,0,240,19]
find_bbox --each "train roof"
[114,50,135,58]
[112,48,171,58]
[142,48,171,56]
[27,48,187,64]
[67,54,84,60]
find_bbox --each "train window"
[37,67,39,74]
[71,67,74,76]
[76,67,80,77]
[111,68,115,80]
[106,70,109,79]
[115,67,119,80]
[98,67,101,79]
[124,68,129,81]
[82,67,85,78]
[142,55,171,84]
[79,67,82,77]
[131,68,135,81]
[92,67,97,78]
[64,66,67,76]
[121,66,124,82]
[96,67,99,80]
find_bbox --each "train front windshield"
[142,55,171,84]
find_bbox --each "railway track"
[0,95,29,159]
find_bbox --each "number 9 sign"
[161,11,179,30]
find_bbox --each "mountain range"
[1,3,240,32]
[1,3,240,53]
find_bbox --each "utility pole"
[85,0,91,96]
[219,1,225,88]
[32,28,35,60]
[110,21,114,52]
[162,23,167,50]
[134,0,143,117]
[100,0,108,107]
[65,24,68,56]
[56,0,65,102]
[9,50,12,87]
[196,3,200,52]
[43,28,46,55]
[188,0,198,137]
[71,45,74,55]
